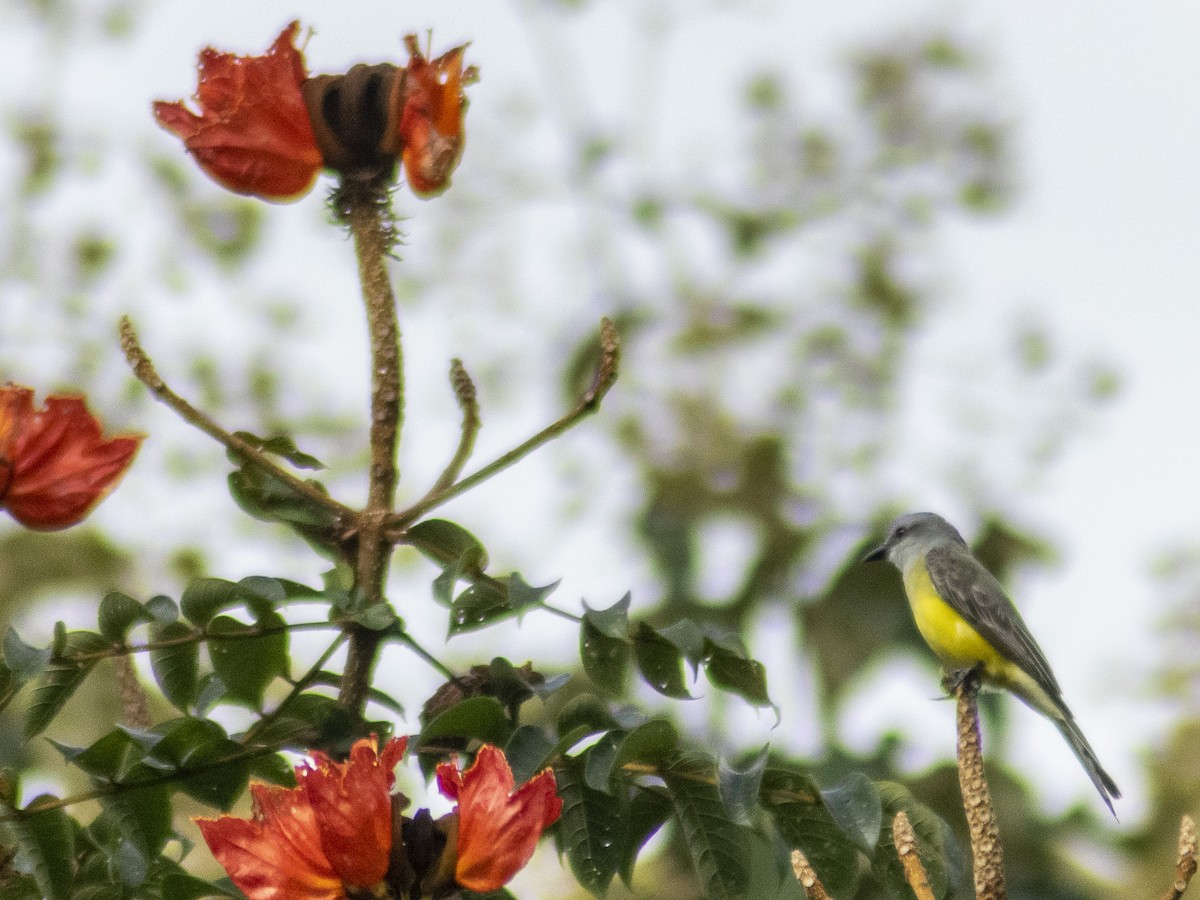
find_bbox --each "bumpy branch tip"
[955,673,1007,900]
[1162,815,1198,900]
[893,811,936,900]
[790,849,832,900]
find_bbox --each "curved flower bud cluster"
[154,22,474,202]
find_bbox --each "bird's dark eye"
[894,526,908,538]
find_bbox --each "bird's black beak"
[862,543,888,563]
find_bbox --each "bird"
[863,510,1120,815]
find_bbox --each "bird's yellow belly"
[904,564,1003,671]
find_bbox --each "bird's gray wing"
[924,544,1062,700]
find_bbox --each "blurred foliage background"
[0,0,1194,897]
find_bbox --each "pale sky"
[4,0,1198,862]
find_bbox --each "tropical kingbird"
[864,511,1119,815]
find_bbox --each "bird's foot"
[940,665,983,697]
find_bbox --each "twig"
[242,632,348,746]
[0,744,279,822]
[119,317,354,523]
[389,317,620,529]
[1162,815,1198,900]
[339,194,404,714]
[790,849,832,900]
[893,811,935,900]
[71,618,346,663]
[422,358,480,498]
[955,673,1006,900]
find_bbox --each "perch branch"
[893,810,935,900]
[790,849,832,899]
[954,671,1006,900]
[1162,815,1198,900]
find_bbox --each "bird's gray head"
[863,511,967,571]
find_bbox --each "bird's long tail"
[1055,714,1120,818]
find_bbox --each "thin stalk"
[119,317,354,524]
[339,195,403,714]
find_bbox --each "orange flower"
[0,385,141,531]
[198,735,407,899]
[392,36,473,198]
[153,21,323,202]
[436,744,562,892]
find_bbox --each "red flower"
[0,385,141,531]
[393,36,472,198]
[153,21,323,202]
[437,744,562,892]
[198,735,407,899]
[156,23,474,201]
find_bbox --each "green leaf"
[504,726,556,785]
[232,430,325,469]
[145,595,179,624]
[149,718,248,810]
[97,593,151,643]
[872,782,957,899]
[238,576,288,611]
[13,797,75,898]
[177,739,250,810]
[208,612,289,708]
[94,785,173,860]
[611,720,679,778]
[25,631,108,738]
[180,579,240,627]
[505,573,560,611]
[3,627,51,682]
[718,746,769,824]
[583,730,623,793]
[55,729,142,781]
[662,753,750,899]
[447,579,512,636]
[252,693,361,751]
[418,696,512,748]
[149,621,199,713]
[226,464,339,554]
[248,752,297,788]
[351,604,398,631]
[702,637,772,707]
[617,786,673,886]
[656,618,705,671]
[633,622,692,698]
[583,594,632,639]
[158,869,236,899]
[556,756,625,897]
[820,772,882,854]
[556,694,617,740]
[408,519,489,569]
[580,596,631,695]
[761,768,861,899]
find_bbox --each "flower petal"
[395,37,471,198]
[438,745,563,892]
[0,386,141,530]
[153,21,323,201]
[197,783,343,900]
[299,735,407,887]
